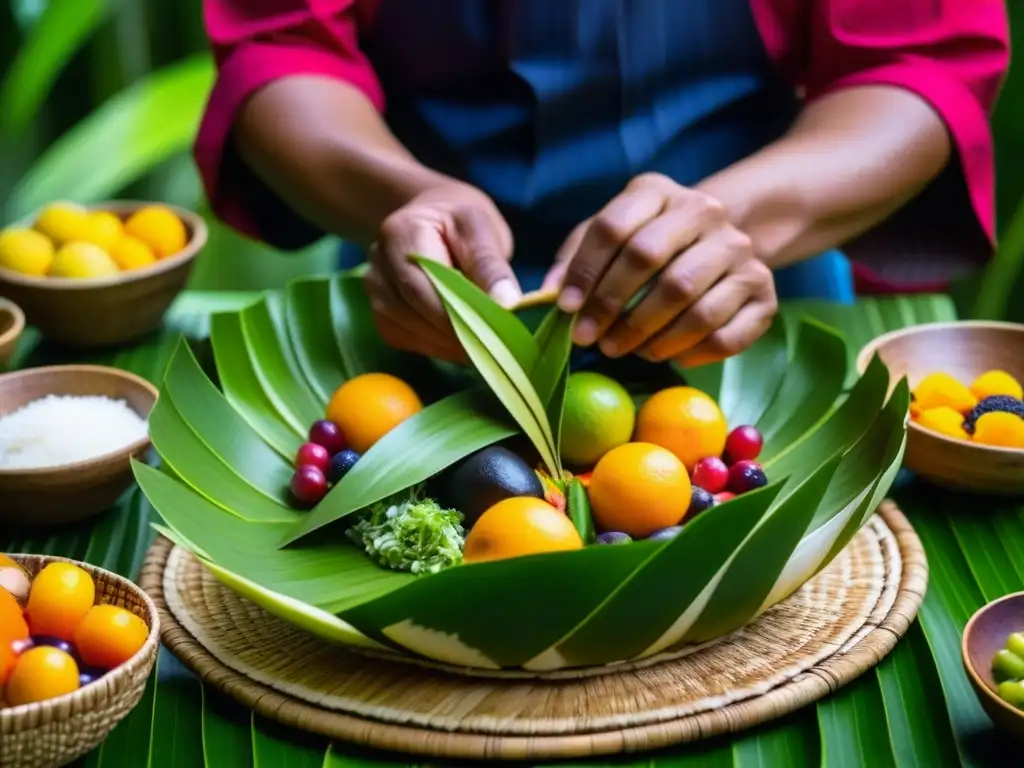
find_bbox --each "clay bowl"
[856,321,1024,495]
[0,296,25,368]
[962,592,1024,739]
[0,553,160,768]
[0,365,157,527]
[0,201,206,348]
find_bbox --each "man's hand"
[546,173,777,368]
[365,184,521,362]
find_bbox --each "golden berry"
[970,370,1023,402]
[74,605,149,669]
[26,562,95,640]
[5,646,79,705]
[972,411,1024,449]
[916,406,969,441]
[912,372,977,414]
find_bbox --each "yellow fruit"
[634,387,727,471]
[915,406,969,441]
[49,242,120,279]
[463,497,583,564]
[26,562,96,640]
[0,228,54,276]
[972,412,1024,449]
[108,235,157,271]
[5,646,79,705]
[74,605,149,669]
[588,442,691,538]
[912,372,977,414]
[970,370,1023,401]
[560,372,636,467]
[325,373,423,454]
[124,205,187,259]
[33,202,91,245]
[83,211,125,251]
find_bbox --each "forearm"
[235,75,459,245]
[697,86,951,269]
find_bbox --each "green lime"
[560,372,635,467]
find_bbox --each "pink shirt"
[196,0,1010,294]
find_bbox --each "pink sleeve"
[754,0,1010,244]
[194,0,384,249]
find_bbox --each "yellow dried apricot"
[916,406,969,441]
[912,373,977,414]
[970,370,1023,401]
[972,412,1024,449]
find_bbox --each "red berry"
[295,442,330,472]
[727,459,767,494]
[309,419,346,455]
[713,491,736,504]
[691,456,729,494]
[725,425,763,463]
[290,466,328,506]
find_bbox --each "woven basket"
[0,555,160,768]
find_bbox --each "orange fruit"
[74,605,149,669]
[325,373,423,454]
[916,406,969,441]
[108,235,157,271]
[912,372,976,414]
[463,497,583,564]
[972,412,1024,448]
[0,588,29,643]
[124,205,187,258]
[970,370,1023,401]
[82,211,124,251]
[25,562,95,640]
[5,646,79,705]
[634,387,727,471]
[588,442,691,538]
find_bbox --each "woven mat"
[140,500,927,761]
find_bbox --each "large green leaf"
[8,55,214,217]
[283,391,516,545]
[718,318,788,428]
[547,483,782,668]
[681,454,841,644]
[756,319,847,460]
[160,340,294,504]
[420,260,561,476]
[0,0,112,134]
[209,311,303,458]
[285,277,345,404]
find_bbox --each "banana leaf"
[285,278,346,404]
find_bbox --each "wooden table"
[2,291,1018,768]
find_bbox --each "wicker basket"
[0,555,160,768]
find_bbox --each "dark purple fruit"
[596,531,632,545]
[327,449,361,484]
[648,526,682,542]
[687,486,715,518]
[79,666,107,687]
[290,465,328,505]
[727,460,767,494]
[308,419,346,455]
[963,396,1024,434]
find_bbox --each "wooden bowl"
[962,592,1024,739]
[0,201,206,348]
[0,553,160,768]
[0,297,25,368]
[856,321,1024,495]
[0,365,157,527]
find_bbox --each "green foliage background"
[0,0,1020,307]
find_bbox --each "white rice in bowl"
[0,395,148,470]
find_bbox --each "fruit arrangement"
[136,262,908,671]
[0,555,148,707]
[0,202,189,279]
[992,632,1024,709]
[287,367,768,569]
[910,369,1024,448]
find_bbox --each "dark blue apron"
[342,0,854,303]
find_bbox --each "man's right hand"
[364,183,520,362]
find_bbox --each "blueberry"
[596,531,632,546]
[648,526,683,542]
[327,449,361,485]
[687,486,715,518]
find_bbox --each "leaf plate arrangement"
[134,262,910,673]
